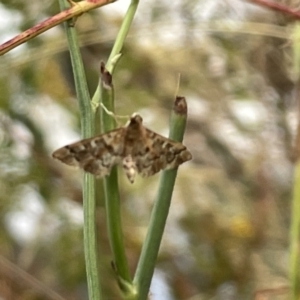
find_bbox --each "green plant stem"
[58,1,101,300]
[289,161,300,300]
[289,22,300,300]
[106,0,140,73]
[99,64,132,288]
[133,97,189,300]
[89,0,140,297]
[91,0,139,107]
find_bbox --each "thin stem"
[288,13,300,300]
[89,0,140,297]
[289,161,300,300]
[0,0,115,56]
[99,64,132,286]
[133,97,189,300]
[58,1,101,299]
[91,0,139,107]
[106,0,140,73]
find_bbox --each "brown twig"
[0,0,115,56]
[248,0,300,19]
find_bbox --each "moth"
[52,114,192,183]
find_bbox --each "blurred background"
[0,0,299,299]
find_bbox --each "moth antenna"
[100,103,130,126]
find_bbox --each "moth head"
[129,113,143,125]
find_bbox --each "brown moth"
[52,114,192,183]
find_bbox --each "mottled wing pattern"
[132,128,192,177]
[52,128,126,177]
[53,113,192,182]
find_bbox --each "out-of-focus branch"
[0,255,66,300]
[0,0,115,56]
[248,0,300,19]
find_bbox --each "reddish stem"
[0,0,115,56]
[249,0,300,19]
